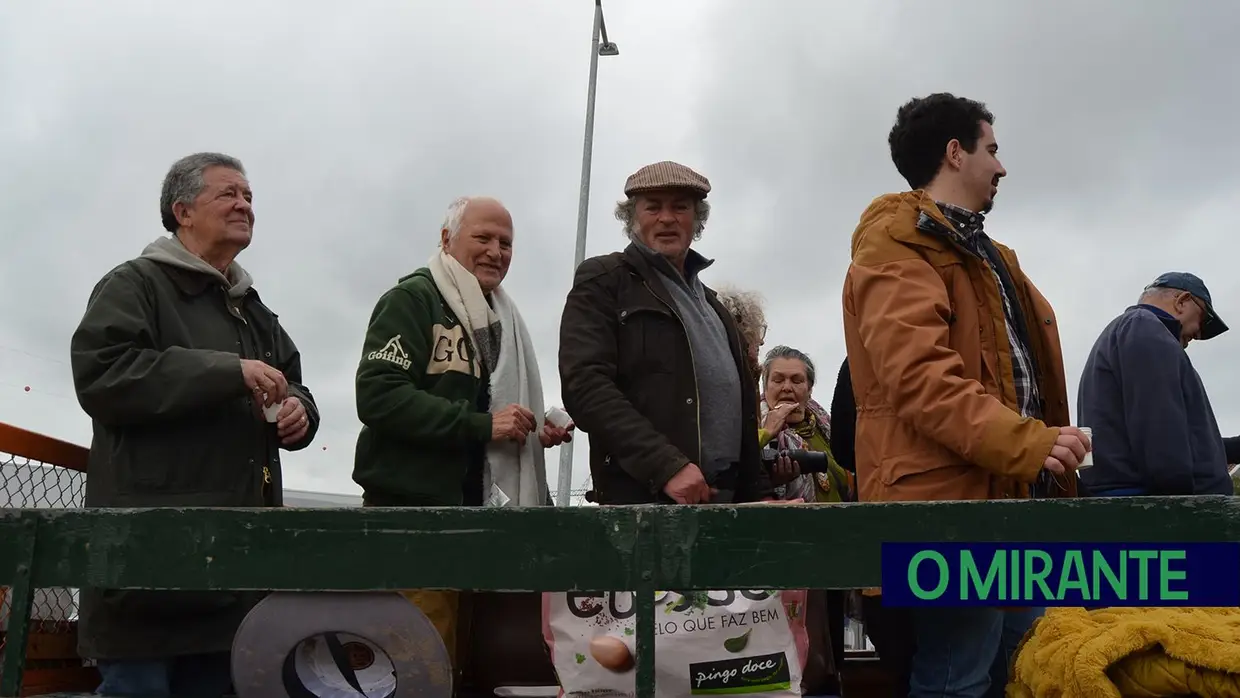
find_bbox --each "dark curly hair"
[888,93,994,191]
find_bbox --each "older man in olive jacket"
[69,152,319,698]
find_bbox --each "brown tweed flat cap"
[623,161,711,199]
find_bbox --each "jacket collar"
[1135,303,1184,341]
[873,190,954,249]
[160,263,221,297]
[627,240,714,281]
[879,190,1011,265]
[152,261,263,312]
[622,242,719,305]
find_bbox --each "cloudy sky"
[2,1,1237,501]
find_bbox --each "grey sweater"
[636,243,743,492]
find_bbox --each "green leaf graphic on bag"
[723,628,751,653]
[664,590,712,615]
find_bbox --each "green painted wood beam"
[1,496,1236,592]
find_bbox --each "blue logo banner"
[880,542,1240,607]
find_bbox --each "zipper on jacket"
[225,289,247,326]
[230,291,268,503]
[641,280,703,465]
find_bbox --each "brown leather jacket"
[558,243,771,504]
[842,191,1076,504]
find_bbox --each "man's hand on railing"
[663,463,715,504]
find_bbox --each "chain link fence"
[1,447,88,674]
[557,487,593,507]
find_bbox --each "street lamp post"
[556,0,618,507]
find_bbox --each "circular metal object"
[231,591,451,698]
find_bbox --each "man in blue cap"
[1077,271,1233,497]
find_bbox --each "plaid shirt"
[933,202,1043,421]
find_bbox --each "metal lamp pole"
[556,0,618,507]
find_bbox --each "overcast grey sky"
[2,1,1237,499]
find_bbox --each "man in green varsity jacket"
[352,195,571,508]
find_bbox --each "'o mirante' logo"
[880,543,1239,607]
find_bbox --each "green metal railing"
[2,496,1238,697]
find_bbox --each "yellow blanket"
[1008,607,1240,697]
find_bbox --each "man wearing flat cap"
[1077,271,1234,497]
[558,161,772,505]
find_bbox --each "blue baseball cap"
[1146,271,1228,340]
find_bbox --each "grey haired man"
[70,151,319,697]
[559,161,773,506]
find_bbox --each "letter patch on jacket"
[367,335,413,370]
[427,324,478,377]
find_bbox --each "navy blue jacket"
[1077,304,1232,496]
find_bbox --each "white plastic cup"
[1077,426,1093,469]
[546,406,573,429]
[263,397,284,423]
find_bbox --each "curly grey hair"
[715,286,767,350]
[160,152,246,233]
[614,196,711,241]
[761,345,816,389]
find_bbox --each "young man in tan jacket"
[842,94,1091,697]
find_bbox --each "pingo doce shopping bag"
[542,589,809,697]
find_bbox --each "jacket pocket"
[616,303,680,376]
[878,450,972,489]
[865,414,967,487]
[115,407,253,496]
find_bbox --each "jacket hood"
[139,235,254,299]
[851,192,923,254]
